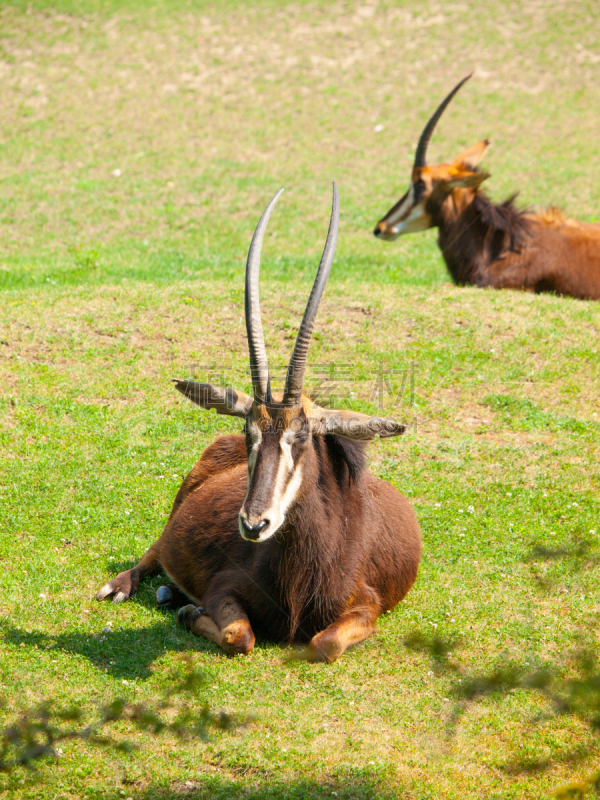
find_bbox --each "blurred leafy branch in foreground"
[405,534,600,799]
[0,655,241,775]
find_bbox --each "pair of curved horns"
[246,182,339,406]
[414,74,472,169]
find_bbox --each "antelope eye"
[413,178,426,201]
[291,430,310,453]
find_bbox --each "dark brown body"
[104,431,421,658]
[374,76,600,302]
[435,191,600,300]
[98,184,422,662]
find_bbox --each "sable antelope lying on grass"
[96,184,421,662]
[374,76,600,300]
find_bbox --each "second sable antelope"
[374,76,600,300]
[96,184,421,662]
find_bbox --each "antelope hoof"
[156,584,192,610]
[156,585,172,609]
[305,636,341,664]
[177,604,205,630]
[95,571,135,603]
[222,626,255,656]
[95,582,115,601]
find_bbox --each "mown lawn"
[1,1,599,798]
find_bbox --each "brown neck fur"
[271,435,366,639]
[431,189,532,285]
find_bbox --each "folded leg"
[306,588,380,663]
[178,594,255,656]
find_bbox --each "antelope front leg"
[178,595,255,656]
[96,545,160,603]
[306,603,379,663]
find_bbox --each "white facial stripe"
[254,458,303,542]
[277,461,304,520]
[398,203,427,228]
[249,422,262,449]
[280,435,294,470]
[259,438,295,526]
[246,422,262,485]
[240,432,304,542]
[387,184,415,226]
[247,448,258,483]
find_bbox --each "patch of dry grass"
[0,0,599,263]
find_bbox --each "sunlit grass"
[1,1,600,798]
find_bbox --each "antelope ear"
[452,139,489,170]
[445,169,490,190]
[173,380,253,418]
[309,406,406,440]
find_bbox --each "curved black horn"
[414,74,472,169]
[245,188,284,404]
[283,182,339,406]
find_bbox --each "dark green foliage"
[404,538,600,796]
[0,657,238,773]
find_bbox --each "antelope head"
[374,75,491,240]
[175,184,406,543]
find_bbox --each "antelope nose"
[373,225,381,237]
[240,517,269,540]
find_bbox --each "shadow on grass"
[1,614,288,681]
[93,564,296,661]
[90,774,399,800]
[501,743,595,776]
[0,618,217,680]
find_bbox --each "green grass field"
[1,1,600,798]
